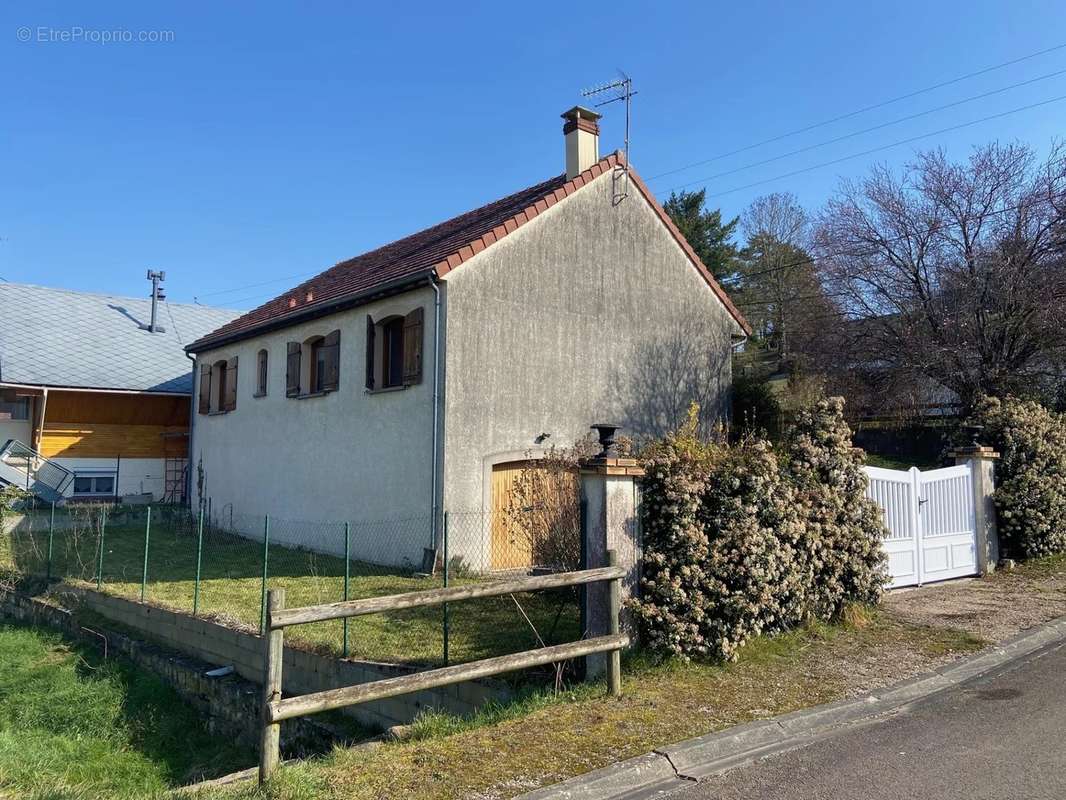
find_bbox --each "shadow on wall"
[613,318,731,439]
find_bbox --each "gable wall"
[441,168,740,517]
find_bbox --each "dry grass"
[198,611,984,800]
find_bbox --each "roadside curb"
[519,615,1066,800]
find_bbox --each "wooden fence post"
[259,588,285,785]
[606,549,622,697]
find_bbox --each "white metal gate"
[863,464,978,589]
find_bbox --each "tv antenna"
[582,72,636,198]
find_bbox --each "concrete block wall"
[65,588,511,731]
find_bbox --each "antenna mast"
[582,72,636,199]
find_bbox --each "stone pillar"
[950,445,1000,574]
[579,424,643,677]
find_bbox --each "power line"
[664,92,1066,197]
[658,68,1066,190]
[194,269,320,303]
[648,41,1066,181]
[721,181,1066,287]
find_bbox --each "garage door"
[864,464,978,588]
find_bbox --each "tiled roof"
[0,283,241,394]
[188,153,749,352]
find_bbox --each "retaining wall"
[55,586,510,731]
[0,590,341,754]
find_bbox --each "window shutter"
[286,342,301,397]
[365,316,376,390]
[198,364,211,415]
[257,350,268,395]
[402,306,424,386]
[323,329,340,391]
[224,356,239,411]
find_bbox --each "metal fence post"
[259,515,270,635]
[46,501,55,580]
[95,508,107,590]
[259,588,285,785]
[141,506,152,602]
[193,503,204,615]
[343,521,350,658]
[606,548,622,698]
[442,510,450,667]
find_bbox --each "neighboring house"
[186,106,750,568]
[0,282,239,502]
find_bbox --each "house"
[186,107,750,568]
[0,282,240,503]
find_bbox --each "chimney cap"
[561,105,602,123]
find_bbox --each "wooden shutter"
[257,350,268,395]
[286,342,301,397]
[365,316,376,390]
[198,364,211,415]
[402,306,424,386]
[322,329,340,391]
[224,356,238,411]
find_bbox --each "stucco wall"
[190,287,437,567]
[441,168,739,515]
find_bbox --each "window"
[73,473,115,497]
[0,394,30,421]
[287,330,340,398]
[199,356,238,414]
[381,318,404,388]
[365,307,423,390]
[256,349,269,396]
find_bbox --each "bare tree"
[815,142,1066,413]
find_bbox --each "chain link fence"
[1,499,582,668]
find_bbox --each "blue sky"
[2,1,1064,309]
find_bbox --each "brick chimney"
[562,106,601,180]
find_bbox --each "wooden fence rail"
[258,551,628,784]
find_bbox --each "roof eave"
[186,268,437,354]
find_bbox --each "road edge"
[518,615,1066,800]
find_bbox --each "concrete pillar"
[579,444,643,676]
[950,446,1000,574]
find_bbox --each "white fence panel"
[863,463,977,589]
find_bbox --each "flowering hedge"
[631,398,887,661]
[967,396,1066,558]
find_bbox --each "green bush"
[967,396,1066,558]
[631,398,887,661]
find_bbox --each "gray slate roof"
[0,283,241,394]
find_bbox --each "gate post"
[579,424,643,677]
[950,445,1000,574]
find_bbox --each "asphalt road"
[669,641,1066,800]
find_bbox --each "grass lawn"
[0,621,251,799]
[195,608,986,800]
[1,518,579,667]
[864,452,937,471]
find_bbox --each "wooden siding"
[45,391,189,426]
[36,390,190,458]
[39,423,187,458]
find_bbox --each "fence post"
[606,549,622,697]
[260,515,271,635]
[46,501,55,580]
[96,508,107,590]
[141,506,152,602]
[342,521,350,658]
[259,588,285,785]
[442,510,450,667]
[193,504,204,615]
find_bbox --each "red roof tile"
[188,153,749,352]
